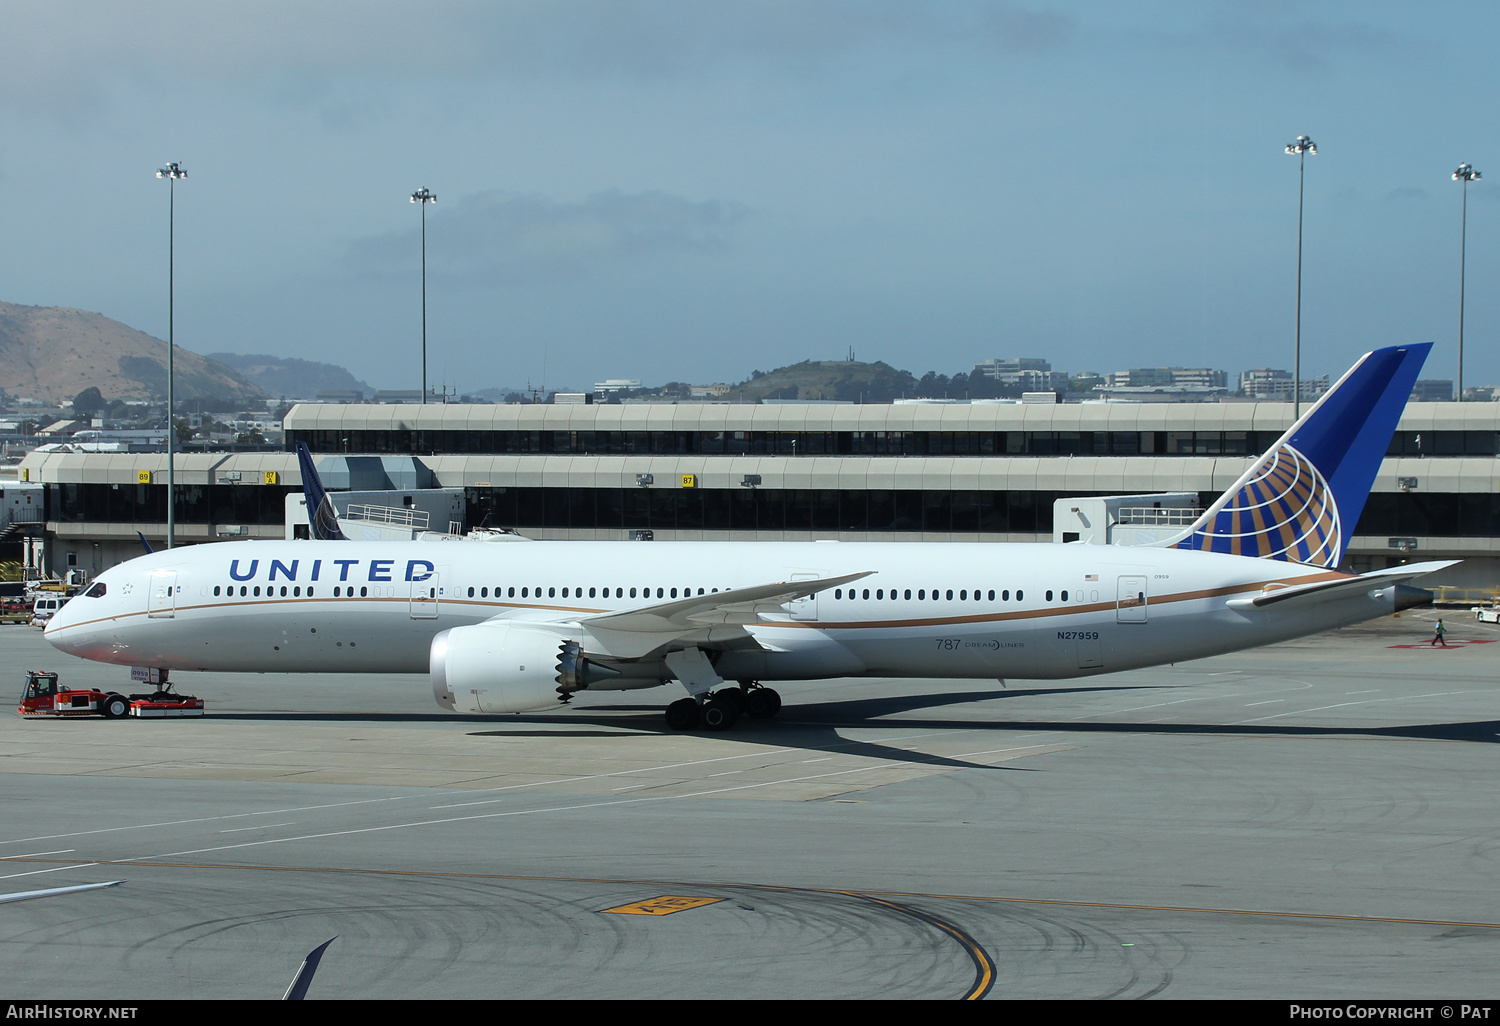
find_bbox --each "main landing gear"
[664,682,782,732]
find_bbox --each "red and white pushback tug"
[17,669,204,719]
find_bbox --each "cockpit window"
[83,582,107,598]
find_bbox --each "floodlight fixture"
[1285,135,1317,419]
[411,188,437,404]
[1453,164,1482,399]
[156,161,187,547]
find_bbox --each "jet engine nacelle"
[430,622,618,714]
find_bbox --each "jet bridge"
[1053,493,1202,547]
[285,487,466,541]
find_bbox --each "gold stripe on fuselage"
[45,569,1352,638]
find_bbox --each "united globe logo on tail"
[1175,444,1340,565]
[1167,342,1431,569]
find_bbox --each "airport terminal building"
[19,399,1500,586]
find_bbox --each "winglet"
[1170,343,1430,567]
[296,442,347,541]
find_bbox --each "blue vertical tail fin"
[296,442,347,541]
[1169,342,1430,567]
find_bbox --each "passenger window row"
[464,585,728,600]
[834,587,1028,602]
[216,584,320,597]
[208,584,739,602]
[832,587,1092,603]
[214,584,411,598]
[207,582,1087,605]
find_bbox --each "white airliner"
[46,344,1447,730]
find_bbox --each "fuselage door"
[783,573,820,621]
[147,570,178,619]
[410,572,441,619]
[1116,575,1148,623]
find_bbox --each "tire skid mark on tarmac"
[842,891,995,999]
[3,857,997,999]
[14,854,1500,933]
[18,853,1500,998]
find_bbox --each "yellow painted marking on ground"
[599,895,724,916]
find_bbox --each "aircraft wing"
[582,570,873,633]
[1226,560,1456,611]
[479,570,873,659]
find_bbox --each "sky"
[0,1,1495,394]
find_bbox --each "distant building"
[973,358,1066,392]
[372,390,443,404]
[1239,369,1329,402]
[1092,384,1228,403]
[594,379,642,397]
[1107,367,1227,389]
[1411,379,1455,403]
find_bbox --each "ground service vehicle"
[17,670,203,719]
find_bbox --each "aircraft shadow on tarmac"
[469,684,1500,764]
[460,685,1124,771]
[210,683,1113,728]
[213,682,1500,773]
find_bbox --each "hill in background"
[0,301,266,405]
[207,353,372,399]
[722,360,921,403]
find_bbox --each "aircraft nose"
[43,604,84,651]
[43,584,100,652]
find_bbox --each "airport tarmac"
[2,610,1498,1000]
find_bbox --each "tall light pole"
[410,187,436,404]
[156,161,187,548]
[1453,163,1482,401]
[1285,135,1317,420]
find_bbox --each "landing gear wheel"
[715,688,746,713]
[100,694,130,720]
[665,698,701,731]
[700,698,739,731]
[744,687,781,719]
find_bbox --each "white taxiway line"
[0,863,101,882]
[1232,689,1484,725]
[124,761,954,863]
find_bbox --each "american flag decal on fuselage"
[1174,444,1341,567]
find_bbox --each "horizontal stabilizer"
[1226,560,1456,611]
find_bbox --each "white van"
[30,595,66,627]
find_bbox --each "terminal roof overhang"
[280,400,1500,434]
